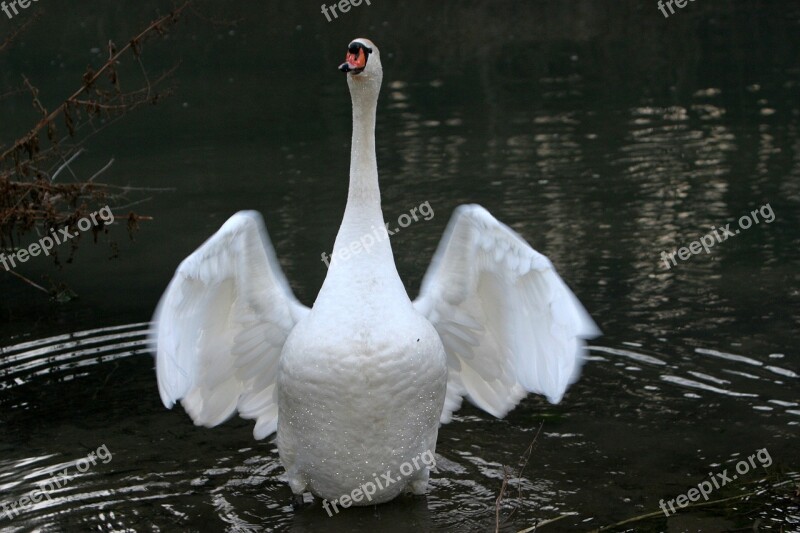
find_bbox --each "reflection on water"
[1,0,799,531]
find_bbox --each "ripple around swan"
[587,345,667,366]
[584,342,798,423]
[1,325,797,531]
[660,375,759,398]
[695,347,764,367]
[0,323,151,396]
[0,324,555,531]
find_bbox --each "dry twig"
[495,422,544,532]
[0,2,192,297]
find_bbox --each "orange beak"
[339,48,367,74]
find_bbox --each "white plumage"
[414,204,600,422]
[151,37,598,506]
[152,211,307,439]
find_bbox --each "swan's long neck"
[329,80,395,273]
[343,95,382,228]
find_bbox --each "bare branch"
[0,1,191,163]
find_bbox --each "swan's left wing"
[151,211,309,439]
[413,205,599,423]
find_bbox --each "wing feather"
[414,205,599,423]
[151,211,308,439]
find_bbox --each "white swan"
[151,38,599,506]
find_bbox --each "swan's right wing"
[151,211,309,439]
[413,205,599,423]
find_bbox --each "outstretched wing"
[151,211,309,439]
[413,205,599,423]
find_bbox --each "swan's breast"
[276,310,447,501]
[279,310,446,421]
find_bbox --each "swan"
[151,38,599,507]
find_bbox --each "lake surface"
[1,1,798,531]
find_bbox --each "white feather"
[413,204,600,422]
[150,211,308,439]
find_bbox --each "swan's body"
[152,38,598,506]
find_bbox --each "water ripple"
[661,375,759,398]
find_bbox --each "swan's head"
[339,38,382,92]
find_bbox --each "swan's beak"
[339,46,368,74]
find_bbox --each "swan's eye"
[348,42,372,55]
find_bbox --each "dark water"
[1,1,799,531]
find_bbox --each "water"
[1,1,798,531]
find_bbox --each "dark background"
[0,1,798,531]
